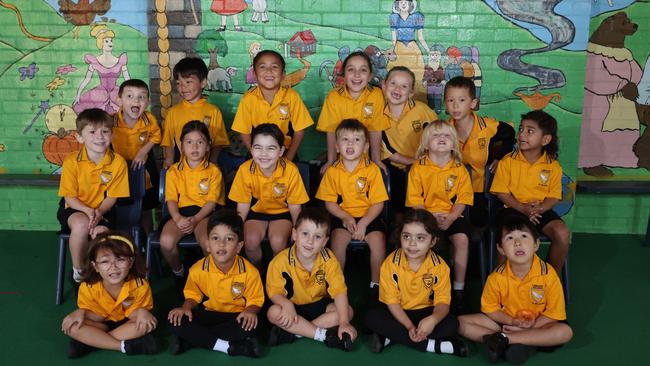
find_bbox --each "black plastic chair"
[56,163,145,305]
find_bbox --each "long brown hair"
[82,232,147,284]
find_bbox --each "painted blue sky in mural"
[483,0,636,51]
[44,0,147,34]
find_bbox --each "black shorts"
[245,211,292,222]
[161,205,202,227]
[387,163,407,213]
[331,215,386,234]
[468,193,488,227]
[295,297,332,322]
[105,318,129,330]
[56,198,115,232]
[498,207,563,233]
[443,215,471,238]
[142,187,159,211]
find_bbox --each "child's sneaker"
[267,325,297,346]
[228,337,261,358]
[504,344,537,364]
[324,327,353,351]
[67,339,95,359]
[369,333,385,353]
[124,334,159,355]
[169,334,185,355]
[483,332,509,363]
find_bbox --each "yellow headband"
[101,235,135,254]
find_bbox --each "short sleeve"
[324,252,347,299]
[367,88,389,131]
[379,258,400,304]
[433,258,451,306]
[368,164,389,204]
[208,106,229,147]
[160,109,176,147]
[231,95,253,134]
[316,92,340,132]
[289,90,314,131]
[541,268,567,321]
[244,268,266,308]
[286,164,309,205]
[405,164,424,207]
[456,166,474,206]
[146,113,162,144]
[490,157,511,194]
[183,267,205,304]
[164,167,179,203]
[125,280,154,316]
[265,256,286,299]
[106,157,130,199]
[208,165,226,206]
[315,168,338,203]
[58,155,79,197]
[548,163,563,200]
[480,274,502,314]
[228,164,253,203]
[77,283,103,315]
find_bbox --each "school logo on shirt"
[411,120,423,132]
[531,285,545,304]
[315,268,325,285]
[231,282,245,299]
[478,137,486,149]
[445,175,457,192]
[198,178,210,194]
[202,116,211,126]
[422,273,436,289]
[273,183,287,197]
[539,170,550,186]
[100,171,112,184]
[138,132,147,144]
[355,177,367,192]
[363,103,374,118]
[278,103,289,119]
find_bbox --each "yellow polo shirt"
[184,254,264,313]
[490,150,562,204]
[481,255,566,321]
[316,156,388,218]
[231,86,314,148]
[316,85,389,132]
[160,98,229,149]
[266,245,347,305]
[380,249,451,309]
[228,158,309,214]
[406,156,473,214]
[58,147,130,208]
[382,99,437,167]
[77,276,153,322]
[165,158,225,208]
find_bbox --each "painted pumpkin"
[42,129,81,166]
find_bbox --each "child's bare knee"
[267,305,281,323]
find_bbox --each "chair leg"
[562,258,570,305]
[479,236,487,286]
[145,238,152,280]
[56,237,67,305]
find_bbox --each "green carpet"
[1,231,648,365]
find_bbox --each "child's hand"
[338,322,358,342]
[132,308,158,333]
[375,160,388,175]
[434,213,452,230]
[88,209,103,230]
[488,159,500,173]
[236,309,258,331]
[277,303,298,329]
[168,307,192,326]
[415,315,438,339]
[62,309,85,335]
[163,158,173,169]
[502,324,526,333]
[131,150,147,169]
[175,216,193,233]
[352,222,367,241]
[342,216,357,233]
[407,325,424,342]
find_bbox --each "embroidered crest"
[202,116,211,126]
[422,273,434,289]
[531,285,544,304]
[138,132,147,144]
[199,178,210,194]
[478,137,486,149]
[363,103,374,118]
[412,120,422,132]
[315,269,325,285]
[231,282,245,299]
[355,177,367,192]
[100,171,112,184]
[445,175,457,192]
[539,170,550,185]
[273,183,287,197]
[278,103,289,119]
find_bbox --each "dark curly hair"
[82,232,147,284]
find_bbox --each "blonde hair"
[90,24,115,49]
[415,120,462,164]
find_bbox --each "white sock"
[120,340,126,353]
[369,281,379,289]
[384,338,391,346]
[426,339,454,354]
[453,281,465,291]
[313,327,327,342]
[213,338,229,353]
[72,267,83,282]
[172,265,185,277]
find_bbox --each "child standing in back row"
[317,51,390,174]
[161,57,229,168]
[490,110,570,275]
[231,50,314,161]
[406,120,473,313]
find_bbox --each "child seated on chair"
[266,208,357,351]
[112,79,161,233]
[58,108,130,285]
[228,123,309,268]
[458,215,572,364]
[489,110,569,275]
[316,119,388,299]
[167,210,264,358]
[160,121,225,283]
